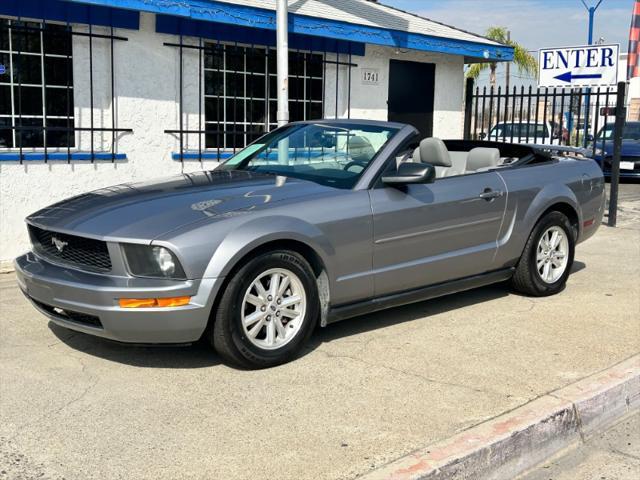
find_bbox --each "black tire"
[210,250,319,369]
[511,211,575,297]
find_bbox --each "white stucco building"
[0,0,513,266]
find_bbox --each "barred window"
[204,44,324,150]
[0,19,74,149]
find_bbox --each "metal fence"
[463,79,628,227]
[463,78,619,157]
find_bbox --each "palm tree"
[466,27,537,88]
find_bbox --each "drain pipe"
[276,0,290,166]
[276,0,289,127]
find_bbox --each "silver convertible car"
[15,120,605,368]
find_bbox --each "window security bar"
[164,36,355,163]
[0,18,133,164]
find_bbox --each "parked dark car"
[591,121,640,178]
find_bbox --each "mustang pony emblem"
[51,237,68,253]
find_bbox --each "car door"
[369,172,507,297]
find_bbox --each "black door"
[388,59,435,138]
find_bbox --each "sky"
[381,0,632,85]
[382,0,632,51]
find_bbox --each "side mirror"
[586,134,594,143]
[479,132,487,140]
[382,162,436,185]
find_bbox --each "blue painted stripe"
[172,151,234,161]
[64,0,513,61]
[0,152,127,161]
[156,15,365,55]
[0,0,139,30]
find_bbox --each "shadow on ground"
[50,262,587,369]
[49,323,222,369]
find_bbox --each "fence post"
[608,81,627,227]
[463,78,474,140]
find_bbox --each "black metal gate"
[463,79,628,227]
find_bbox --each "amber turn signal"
[119,296,191,308]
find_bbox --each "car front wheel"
[210,250,319,368]
[511,211,575,297]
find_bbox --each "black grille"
[28,225,112,272]
[31,298,103,329]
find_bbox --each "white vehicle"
[484,121,560,145]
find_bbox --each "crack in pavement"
[313,347,507,397]
[6,355,98,443]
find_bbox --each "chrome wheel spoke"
[244,310,266,327]
[254,280,268,300]
[542,262,551,281]
[245,294,263,308]
[280,295,301,309]
[265,319,276,346]
[269,273,280,299]
[274,318,287,338]
[248,318,265,338]
[277,275,290,297]
[280,308,300,319]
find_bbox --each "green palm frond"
[466,26,538,83]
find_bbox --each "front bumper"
[14,252,221,343]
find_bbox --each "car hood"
[27,170,336,241]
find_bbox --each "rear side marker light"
[119,296,191,308]
[583,218,595,227]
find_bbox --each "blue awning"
[0,0,139,30]
[61,0,514,62]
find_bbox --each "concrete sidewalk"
[1,184,639,480]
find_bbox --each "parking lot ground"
[518,412,640,480]
[1,183,639,480]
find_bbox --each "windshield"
[489,123,549,139]
[596,123,640,141]
[219,122,398,189]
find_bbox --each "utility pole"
[276,0,289,127]
[581,0,604,146]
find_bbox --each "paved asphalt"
[1,183,639,480]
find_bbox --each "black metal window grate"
[28,225,112,272]
[165,37,357,163]
[0,19,75,149]
[0,16,133,163]
[203,45,325,149]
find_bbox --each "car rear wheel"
[511,211,575,297]
[210,250,319,368]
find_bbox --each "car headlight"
[121,244,186,279]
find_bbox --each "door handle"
[479,188,503,200]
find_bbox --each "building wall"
[0,12,465,266]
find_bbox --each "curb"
[361,355,640,480]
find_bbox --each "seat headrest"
[417,137,451,167]
[467,147,500,171]
[347,135,375,162]
[412,146,421,162]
